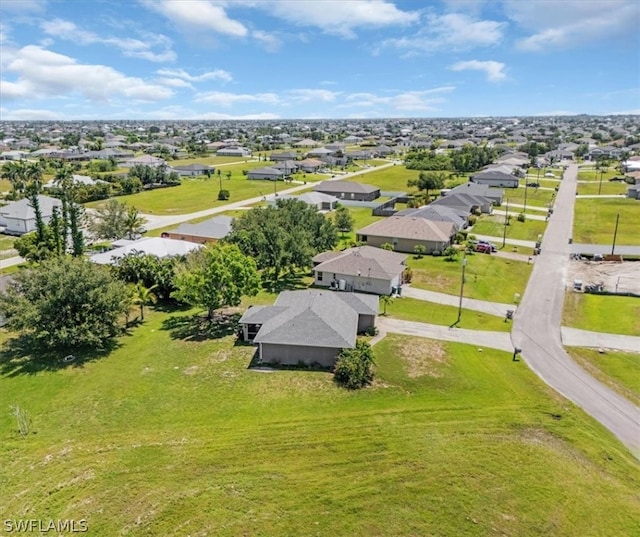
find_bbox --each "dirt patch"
[183,365,199,376]
[567,260,640,294]
[398,339,447,378]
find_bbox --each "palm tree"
[123,206,147,240]
[380,294,393,316]
[1,161,23,198]
[131,282,157,321]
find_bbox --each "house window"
[317,271,323,281]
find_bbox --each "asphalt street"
[511,163,640,457]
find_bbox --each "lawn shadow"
[161,311,241,341]
[261,272,310,294]
[0,335,119,377]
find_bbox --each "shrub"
[443,246,458,261]
[517,212,526,222]
[468,215,478,226]
[333,341,375,389]
[431,250,442,257]
[403,267,413,283]
[218,189,230,201]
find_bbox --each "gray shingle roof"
[0,195,62,220]
[357,216,455,242]
[168,215,233,239]
[312,246,407,280]
[240,290,378,349]
[314,180,379,194]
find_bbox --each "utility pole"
[457,256,467,324]
[502,198,509,248]
[598,167,604,195]
[611,213,620,255]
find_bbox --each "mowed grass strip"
[471,214,548,242]
[573,198,639,245]
[502,185,557,207]
[563,292,640,336]
[408,253,532,304]
[1,323,638,536]
[567,347,640,406]
[384,296,511,331]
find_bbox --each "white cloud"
[141,0,248,37]
[1,108,64,120]
[343,87,455,111]
[287,89,341,102]
[40,18,176,62]
[505,0,639,51]
[381,13,505,54]
[0,0,46,14]
[156,68,232,83]
[263,0,420,38]
[2,45,173,102]
[0,22,8,44]
[157,77,194,89]
[450,60,506,82]
[252,30,282,52]
[195,90,281,107]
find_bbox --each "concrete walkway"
[401,286,516,318]
[378,317,514,352]
[561,327,640,354]
[0,255,24,270]
[471,234,537,249]
[506,203,549,212]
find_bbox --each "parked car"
[526,182,540,187]
[475,243,492,254]
[478,240,497,252]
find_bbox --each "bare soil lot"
[567,260,640,294]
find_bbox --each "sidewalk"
[401,286,516,317]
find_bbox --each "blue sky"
[1,0,639,120]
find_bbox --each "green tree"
[0,256,129,349]
[443,246,458,261]
[172,243,260,319]
[89,198,128,240]
[113,252,179,301]
[123,205,146,240]
[334,340,375,389]
[407,171,446,200]
[334,206,354,236]
[131,281,157,320]
[227,199,338,282]
[380,294,393,316]
[413,244,426,259]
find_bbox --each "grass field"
[385,297,511,330]
[501,185,557,208]
[344,165,467,193]
[567,348,640,407]
[573,198,639,245]
[408,253,532,304]
[1,315,639,536]
[577,167,619,182]
[333,206,383,248]
[471,214,548,242]
[563,292,640,336]
[575,181,628,196]
[0,235,16,252]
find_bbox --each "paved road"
[378,317,514,352]
[511,163,640,457]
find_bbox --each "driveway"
[511,163,640,457]
[378,317,513,352]
[401,286,516,318]
[561,327,640,354]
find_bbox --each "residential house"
[122,155,167,168]
[271,192,338,211]
[216,147,252,157]
[271,160,299,174]
[89,237,203,265]
[297,158,326,173]
[171,163,215,177]
[313,180,380,201]
[356,216,455,254]
[312,246,407,295]
[447,182,504,205]
[238,289,378,367]
[395,205,467,231]
[270,151,299,162]
[161,215,233,244]
[627,185,640,200]
[0,195,62,235]
[247,166,285,180]
[43,174,108,189]
[471,168,519,188]
[431,191,493,214]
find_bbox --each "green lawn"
[334,206,383,248]
[385,297,511,330]
[577,167,618,182]
[567,348,640,407]
[563,292,640,336]
[575,181,628,196]
[343,165,466,193]
[573,198,639,245]
[408,254,532,304]
[501,185,557,208]
[471,214,548,242]
[1,320,639,536]
[0,235,16,252]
